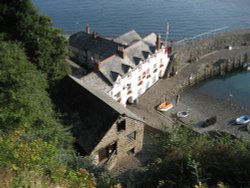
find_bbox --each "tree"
[0,0,71,88]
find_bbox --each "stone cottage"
[59,75,145,169]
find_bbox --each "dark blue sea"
[33,0,250,110]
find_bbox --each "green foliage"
[0,169,55,188]
[65,168,96,188]
[0,41,48,130]
[187,155,202,184]
[0,41,99,187]
[130,126,250,188]
[0,0,71,88]
[0,2,120,187]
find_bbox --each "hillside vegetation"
[129,126,250,188]
[0,1,119,187]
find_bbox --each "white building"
[69,27,170,106]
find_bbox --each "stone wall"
[91,116,144,170]
[173,29,250,63]
[172,49,250,94]
[188,52,250,87]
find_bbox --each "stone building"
[69,25,126,70]
[59,75,145,169]
[69,25,170,106]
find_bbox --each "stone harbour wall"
[173,29,250,63]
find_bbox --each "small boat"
[177,111,190,118]
[243,62,250,71]
[235,115,250,125]
[157,102,173,112]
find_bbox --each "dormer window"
[111,71,122,83]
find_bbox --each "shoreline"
[177,87,250,138]
[129,78,250,139]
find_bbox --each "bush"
[130,126,250,188]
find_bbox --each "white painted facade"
[109,46,169,106]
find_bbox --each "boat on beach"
[177,111,191,118]
[157,102,173,112]
[235,115,250,125]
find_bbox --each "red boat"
[157,102,173,112]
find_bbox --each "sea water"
[197,71,250,111]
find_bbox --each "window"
[114,91,121,98]
[98,142,117,162]
[117,119,126,132]
[138,75,142,81]
[153,63,157,69]
[127,131,136,142]
[127,83,131,90]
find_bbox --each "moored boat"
[177,111,191,118]
[243,62,250,71]
[157,102,173,112]
[235,115,250,125]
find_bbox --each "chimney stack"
[86,24,90,34]
[156,33,161,50]
[117,46,125,59]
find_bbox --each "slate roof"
[59,75,144,154]
[80,33,157,89]
[69,31,125,58]
[70,76,143,121]
[113,30,142,46]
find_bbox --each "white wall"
[110,47,170,106]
